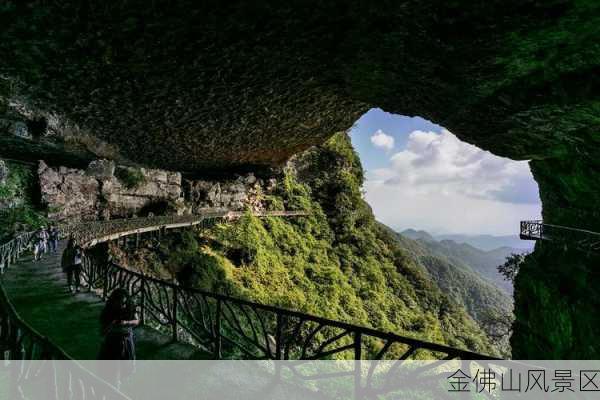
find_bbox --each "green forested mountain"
[156,133,500,356]
[416,237,517,294]
[429,241,517,294]
[390,229,514,356]
[389,231,513,319]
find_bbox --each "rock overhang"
[0,0,598,179]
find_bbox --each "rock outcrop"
[39,160,183,221]
[2,1,596,173]
[38,160,274,221]
[38,161,100,221]
[185,173,275,213]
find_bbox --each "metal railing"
[62,211,308,246]
[73,214,496,361]
[95,261,496,361]
[0,232,130,399]
[0,231,34,274]
[0,211,497,399]
[520,220,600,253]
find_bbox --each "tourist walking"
[48,225,60,253]
[31,228,48,261]
[61,237,83,293]
[40,227,49,255]
[98,288,139,387]
[98,288,139,360]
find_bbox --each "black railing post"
[102,262,109,300]
[354,331,362,359]
[354,331,363,400]
[214,299,222,359]
[140,276,146,325]
[86,256,92,292]
[520,221,525,236]
[275,313,283,360]
[172,286,178,342]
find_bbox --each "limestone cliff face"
[38,160,183,221]
[38,160,273,221]
[38,162,100,221]
[185,174,276,214]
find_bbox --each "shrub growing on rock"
[115,167,147,189]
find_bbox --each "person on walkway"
[40,227,49,255]
[48,225,60,253]
[98,288,139,360]
[61,237,83,293]
[98,288,139,387]
[31,228,48,261]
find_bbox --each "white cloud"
[364,180,541,235]
[383,129,539,204]
[362,129,541,235]
[370,129,395,151]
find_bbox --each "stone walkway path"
[1,241,332,400]
[1,241,207,360]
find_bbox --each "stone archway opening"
[349,107,543,356]
[350,108,542,239]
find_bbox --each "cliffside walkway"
[2,240,204,360]
[1,210,497,398]
[1,211,308,361]
[520,220,600,253]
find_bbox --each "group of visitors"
[62,237,139,363]
[32,222,138,369]
[31,226,84,294]
[31,225,60,261]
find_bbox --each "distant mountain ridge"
[400,228,528,294]
[420,239,516,294]
[400,229,436,242]
[382,224,514,356]
[433,233,533,252]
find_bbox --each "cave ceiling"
[0,0,598,174]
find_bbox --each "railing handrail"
[3,210,497,365]
[60,211,309,248]
[0,276,71,360]
[520,220,600,255]
[522,220,600,237]
[0,231,131,399]
[105,261,495,360]
[69,211,496,360]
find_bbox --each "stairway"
[1,241,207,360]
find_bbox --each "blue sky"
[349,108,542,235]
